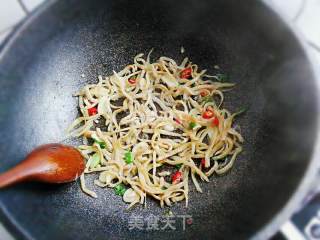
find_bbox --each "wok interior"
[0,0,318,239]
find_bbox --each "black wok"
[0,0,319,239]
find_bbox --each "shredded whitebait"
[68,50,244,209]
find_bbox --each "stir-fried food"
[68,50,244,209]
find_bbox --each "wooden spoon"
[0,143,85,188]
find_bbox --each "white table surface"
[0,0,320,239]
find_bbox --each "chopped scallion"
[124,151,133,164]
[114,183,126,196]
[96,141,106,149]
[91,133,106,149]
[189,122,196,130]
[175,163,183,169]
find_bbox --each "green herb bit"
[114,183,126,196]
[99,142,106,149]
[124,151,133,164]
[189,122,196,130]
[175,164,183,169]
[91,133,106,149]
[162,186,168,190]
[90,153,100,168]
[215,73,228,82]
[95,140,106,149]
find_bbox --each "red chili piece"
[212,116,219,126]
[202,109,214,119]
[88,107,98,116]
[128,78,136,84]
[201,158,206,168]
[172,171,182,184]
[180,67,192,79]
[174,118,182,124]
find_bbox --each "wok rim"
[253,1,320,239]
[0,0,319,239]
